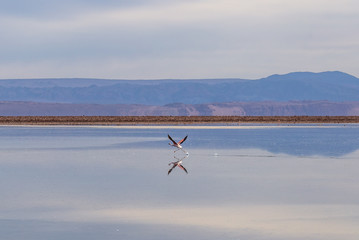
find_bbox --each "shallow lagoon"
[1,125,359,240]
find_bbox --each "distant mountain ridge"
[0,71,358,105]
[1,101,359,116]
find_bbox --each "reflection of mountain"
[1,124,357,157]
[104,127,359,157]
[188,127,359,157]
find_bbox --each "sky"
[1,0,359,79]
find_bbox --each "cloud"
[0,0,359,78]
[0,0,175,18]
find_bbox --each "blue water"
[0,125,358,240]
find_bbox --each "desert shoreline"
[0,116,359,125]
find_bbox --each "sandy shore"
[0,116,358,125]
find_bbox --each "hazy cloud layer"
[1,0,359,79]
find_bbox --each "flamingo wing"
[168,134,177,145]
[168,165,176,175]
[178,164,188,174]
[178,135,188,144]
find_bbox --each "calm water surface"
[1,125,359,240]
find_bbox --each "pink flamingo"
[168,134,188,154]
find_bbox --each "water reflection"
[0,126,359,240]
[109,125,359,157]
[168,155,189,175]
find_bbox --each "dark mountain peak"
[263,71,358,82]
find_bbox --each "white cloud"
[0,0,359,79]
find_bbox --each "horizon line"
[0,70,354,81]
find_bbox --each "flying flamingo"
[168,156,188,175]
[168,134,188,154]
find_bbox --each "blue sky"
[1,0,359,79]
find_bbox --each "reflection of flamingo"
[168,134,188,154]
[168,156,188,175]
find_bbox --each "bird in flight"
[168,156,188,175]
[168,134,188,154]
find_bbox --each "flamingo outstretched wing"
[178,164,188,174]
[178,135,188,144]
[168,165,176,175]
[168,134,177,145]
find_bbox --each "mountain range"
[0,71,358,116]
[0,101,358,116]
